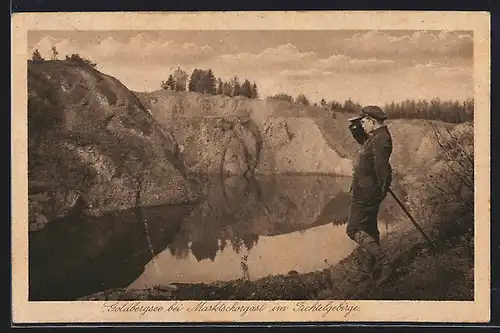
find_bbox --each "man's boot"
[360,252,375,274]
[375,253,394,287]
[350,249,375,283]
[352,230,393,285]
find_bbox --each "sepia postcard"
[11,11,491,324]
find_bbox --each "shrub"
[407,121,474,248]
[267,93,294,103]
[30,49,45,63]
[65,54,97,68]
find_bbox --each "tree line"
[331,97,474,123]
[381,98,474,123]
[330,97,474,123]
[267,92,473,123]
[267,93,311,106]
[161,67,259,99]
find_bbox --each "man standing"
[346,105,393,286]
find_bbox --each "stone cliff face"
[136,90,455,179]
[28,61,194,231]
[137,91,355,177]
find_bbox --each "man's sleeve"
[371,134,392,199]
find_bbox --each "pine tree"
[31,49,44,62]
[250,82,259,99]
[343,98,355,112]
[330,100,342,111]
[204,69,217,94]
[189,69,203,92]
[166,74,176,90]
[295,94,310,106]
[231,76,241,97]
[241,79,252,98]
[65,53,97,67]
[223,82,232,96]
[216,78,224,95]
[173,67,188,92]
[51,46,59,60]
[267,93,293,102]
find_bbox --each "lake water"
[128,175,357,288]
[29,175,401,301]
[129,223,356,288]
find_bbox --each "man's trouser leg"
[347,199,394,285]
[349,230,393,285]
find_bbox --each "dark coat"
[347,125,393,239]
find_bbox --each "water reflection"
[29,203,195,301]
[29,174,403,300]
[128,175,357,287]
[175,175,350,260]
[129,223,357,287]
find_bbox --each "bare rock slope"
[28,60,194,231]
[137,91,357,177]
[137,90,453,178]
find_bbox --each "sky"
[28,30,473,105]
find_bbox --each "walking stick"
[387,187,437,249]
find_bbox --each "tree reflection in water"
[241,254,250,280]
[164,174,352,263]
[127,174,415,288]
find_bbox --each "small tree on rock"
[295,94,310,106]
[216,78,224,95]
[161,74,176,90]
[31,49,44,62]
[240,79,253,98]
[188,69,203,92]
[173,67,188,92]
[267,93,294,102]
[230,76,241,97]
[65,53,97,67]
[51,46,59,60]
[250,82,259,99]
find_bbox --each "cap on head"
[360,105,388,121]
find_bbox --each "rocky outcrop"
[256,117,354,175]
[156,116,263,176]
[28,60,194,231]
[137,90,458,180]
[137,91,355,177]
